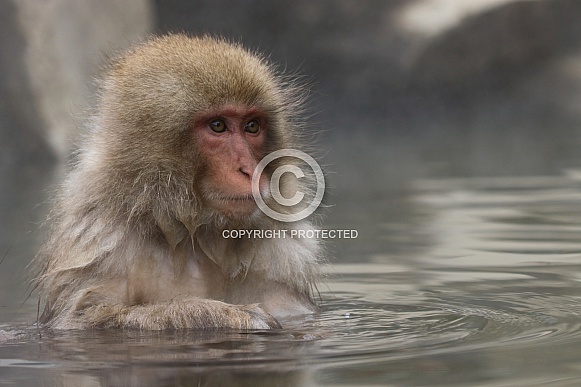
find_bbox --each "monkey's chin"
[208,196,258,219]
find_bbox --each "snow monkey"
[34,34,323,330]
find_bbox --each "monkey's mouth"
[207,193,257,215]
[218,194,254,202]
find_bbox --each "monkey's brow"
[196,105,267,120]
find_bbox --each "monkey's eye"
[209,119,227,133]
[245,119,260,134]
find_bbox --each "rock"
[13,0,154,161]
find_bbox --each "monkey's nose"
[238,166,252,179]
[238,157,258,179]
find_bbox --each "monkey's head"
[85,35,306,229]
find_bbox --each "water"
[3,173,581,386]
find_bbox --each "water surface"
[2,174,581,386]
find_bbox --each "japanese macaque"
[34,34,323,330]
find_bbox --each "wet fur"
[34,34,322,330]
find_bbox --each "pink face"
[193,104,269,216]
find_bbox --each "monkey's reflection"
[36,327,320,387]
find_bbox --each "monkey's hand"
[237,303,282,330]
[78,298,281,330]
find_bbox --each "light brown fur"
[34,34,322,330]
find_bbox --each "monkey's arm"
[39,264,282,330]
[43,286,281,330]
[80,298,281,330]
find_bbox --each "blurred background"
[2,0,581,321]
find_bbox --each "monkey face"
[194,103,270,217]
[93,36,299,224]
